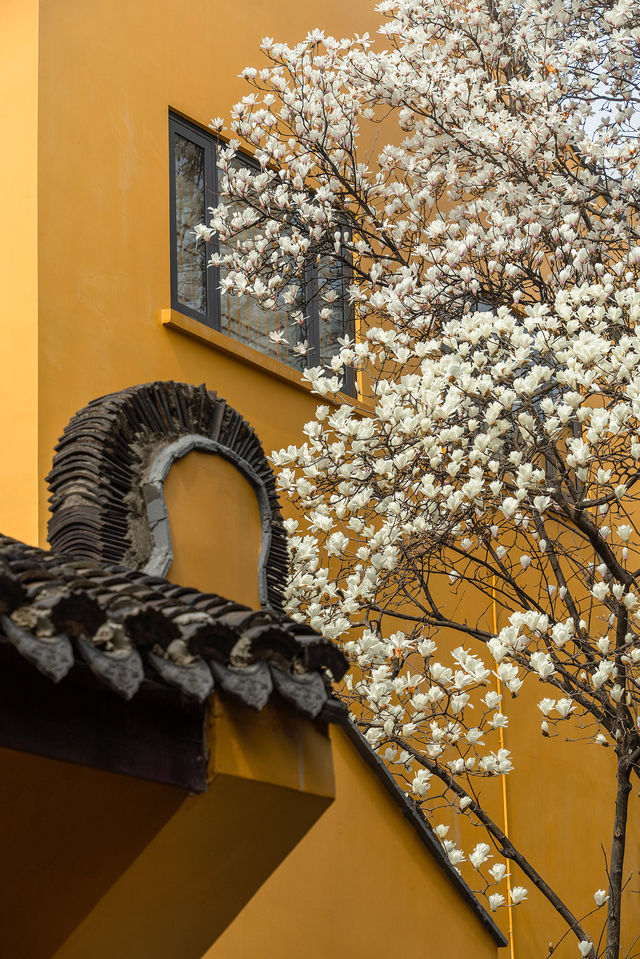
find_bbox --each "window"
[169,114,355,391]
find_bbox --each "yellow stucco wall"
[502,677,640,956]
[3,0,637,955]
[51,698,336,959]
[0,0,39,543]
[207,722,499,959]
[427,583,640,957]
[163,451,262,606]
[35,0,382,550]
[0,697,335,959]
[0,744,185,958]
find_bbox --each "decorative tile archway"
[47,381,288,610]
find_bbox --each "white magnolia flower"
[470,843,492,869]
[530,652,555,680]
[592,582,609,602]
[443,840,465,866]
[483,691,502,709]
[610,684,623,703]
[412,769,432,797]
[466,727,485,745]
[489,893,505,912]
[216,4,640,930]
[554,698,573,719]
[293,339,314,357]
[592,660,617,689]
[551,621,573,648]
[488,863,507,883]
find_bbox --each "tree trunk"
[605,759,632,959]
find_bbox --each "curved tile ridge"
[0,534,348,713]
[46,380,288,611]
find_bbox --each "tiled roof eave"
[0,534,347,720]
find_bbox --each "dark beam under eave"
[0,639,208,791]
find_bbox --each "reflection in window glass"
[169,116,355,392]
[175,135,207,313]
[219,282,307,372]
[316,255,350,368]
[218,158,307,372]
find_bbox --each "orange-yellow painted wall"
[207,722,499,959]
[501,675,640,957]
[5,0,637,955]
[0,0,39,544]
[428,581,640,957]
[35,0,383,549]
[0,697,335,959]
[0,744,184,958]
[163,451,262,606]
[51,698,335,959]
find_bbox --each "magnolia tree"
[198,0,640,955]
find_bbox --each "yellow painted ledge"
[161,309,375,414]
[36,698,335,959]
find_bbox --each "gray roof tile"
[0,534,347,716]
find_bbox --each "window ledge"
[161,310,374,413]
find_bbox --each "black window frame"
[169,115,219,328]
[169,112,355,395]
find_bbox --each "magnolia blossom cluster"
[433,826,527,912]
[273,282,640,922]
[203,0,640,946]
[200,0,639,345]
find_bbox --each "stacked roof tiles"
[46,381,289,609]
[0,534,347,718]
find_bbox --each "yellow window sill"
[161,309,374,414]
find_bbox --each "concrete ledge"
[161,309,374,413]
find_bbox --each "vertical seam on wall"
[492,575,515,959]
[36,0,41,548]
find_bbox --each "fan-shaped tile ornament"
[46,381,289,611]
[209,660,273,711]
[271,668,328,719]
[77,636,145,700]
[1,614,74,683]
[146,649,214,702]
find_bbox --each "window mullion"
[206,141,221,332]
[305,259,320,371]
[168,124,180,315]
[342,243,356,396]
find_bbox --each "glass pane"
[316,254,350,367]
[218,158,307,372]
[220,286,308,372]
[174,134,207,314]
